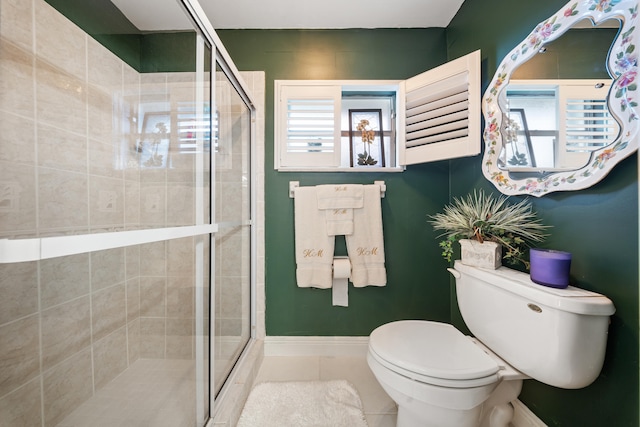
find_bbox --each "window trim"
[274,50,481,172]
[274,80,404,172]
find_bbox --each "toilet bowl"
[367,261,615,427]
[367,320,524,427]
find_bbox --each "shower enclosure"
[0,0,254,425]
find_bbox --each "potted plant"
[428,189,549,269]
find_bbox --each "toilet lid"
[369,320,499,384]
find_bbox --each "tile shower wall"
[0,0,206,425]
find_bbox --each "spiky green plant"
[428,189,550,269]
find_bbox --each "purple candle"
[529,249,572,288]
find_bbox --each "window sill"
[276,167,405,173]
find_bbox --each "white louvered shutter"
[276,84,341,168]
[559,82,618,152]
[400,50,481,165]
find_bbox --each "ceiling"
[110,0,466,31]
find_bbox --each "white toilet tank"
[450,260,615,389]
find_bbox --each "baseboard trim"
[264,336,369,357]
[513,399,547,427]
[264,336,546,426]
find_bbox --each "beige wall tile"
[37,167,88,232]
[218,227,250,277]
[140,183,167,226]
[124,179,141,227]
[0,314,39,397]
[166,151,195,183]
[167,277,194,319]
[0,378,42,427]
[89,175,124,229]
[125,245,140,279]
[0,0,33,52]
[166,183,195,226]
[35,0,86,79]
[220,277,242,318]
[140,164,167,185]
[126,278,141,322]
[140,241,166,276]
[40,253,90,309]
[219,318,242,337]
[88,137,124,180]
[140,317,165,359]
[0,39,35,118]
[41,296,91,370]
[127,318,140,364]
[167,237,194,276]
[140,277,166,317]
[90,248,125,291]
[88,87,117,146]
[219,182,243,222]
[37,123,87,173]
[35,58,87,136]
[87,37,122,89]
[92,283,126,342]
[42,348,92,427]
[93,327,127,390]
[0,161,37,237]
[166,318,193,359]
[0,112,36,165]
[0,262,38,325]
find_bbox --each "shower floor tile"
[254,356,398,427]
[56,359,198,427]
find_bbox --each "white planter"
[459,239,502,269]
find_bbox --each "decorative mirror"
[482,0,639,196]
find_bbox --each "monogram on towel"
[294,184,386,289]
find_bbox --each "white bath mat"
[237,380,368,427]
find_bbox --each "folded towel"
[316,184,364,209]
[317,184,363,237]
[325,207,354,236]
[345,185,386,287]
[294,186,335,288]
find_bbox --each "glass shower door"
[212,62,253,396]
[0,0,216,425]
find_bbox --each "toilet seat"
[368,320,500,388]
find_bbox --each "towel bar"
[289,181,386,198]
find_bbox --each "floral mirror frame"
[482,0,639,196]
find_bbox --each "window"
[274,50,481,171]
[504,79,618,170]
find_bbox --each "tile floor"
[252,356,397,427]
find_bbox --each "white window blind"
[560,83,619,152]
[405,72,470,147]
[400,50,481,165]
[274,52,481,171]
[277,84,341,168]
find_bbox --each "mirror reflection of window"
[500,80,618,172]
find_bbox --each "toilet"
[367,260,615,427]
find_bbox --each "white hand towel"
[316,184,364,209]
[346,184,386,287]
[294,186,335,288]
[317,184,363,236]
[325,208,354,236]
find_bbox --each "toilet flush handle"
[447,268,461,279]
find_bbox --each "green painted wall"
[45,0,197,73]
[217,29,455,334]
[220,3,638,424]
[447,0,638,426]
